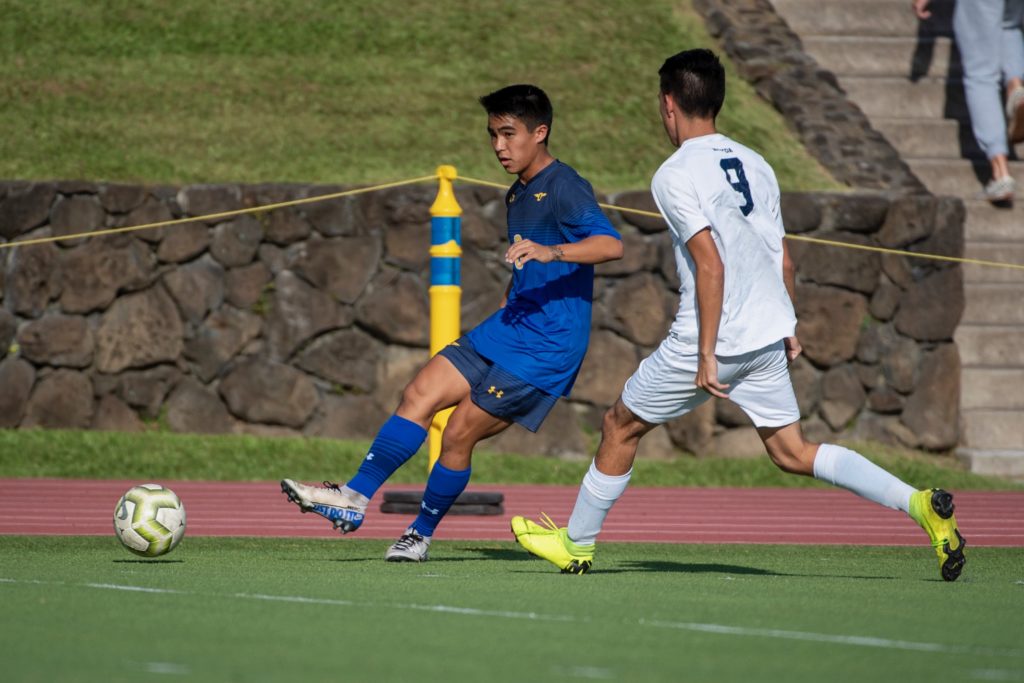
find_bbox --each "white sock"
[567,460,632,546]
[812,443,914,513]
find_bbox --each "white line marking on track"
[3,577,1022,659]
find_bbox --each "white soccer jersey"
[650,132,796,356]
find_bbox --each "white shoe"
[384,527,431,562]
[1006,86,1024,145]
[280,479,367,533]
[984,175,1015,203]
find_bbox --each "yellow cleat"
[909,488,966,582]
[510,512,594,575]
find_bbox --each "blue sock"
[410,462,471,537]
[346,415,427,499]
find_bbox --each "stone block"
[819,364,866,430]
[794,283,867,367]
[789,231,880,294]
[264,209,311,245]
[22,369,95,429]
[295,327,382,392]
[17,314,94,368]
[781,192,822,233]
[572,330,638,407]
[266,270,348,360]
[0,358,35,428]
[95,286,184,373]
[0,183,56,239]
[59,235,156,314]
[165,377,235,434]
[99,184,148,214]
[0,308,16,358]
[162,256,225,324]
[50,195,106,246]
[611,191,665,233]
[901,344,960,450]
[184,306,262,382]
[595,231,657,277]
[306,393,390,440]
[219,359,319,428]
[177,185,243,218]
[93,394,145,432]
[291,235,381,304]
[118,197,173,243]
[211,215,263,268]
[825,193,890,232]
[157,223,210,263]
[894,267,963,341]
[355,271,429,347]
[305,193,366,237]
[4,241,61,318]
[606,273,673,347]
[225,261,272,310]
[664,400,715,454]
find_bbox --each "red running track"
[1,478,1022,546]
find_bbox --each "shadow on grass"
[113,559,185,564]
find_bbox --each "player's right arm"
[687,228,729,398]
[781,240,802,362]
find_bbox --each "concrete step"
[873,118,984,160]
[771,0,954,38]
[956,449,1024,479]
[963,201,1024,242]
[840,76,966,120]
[961,368,1024,409]
[905,159,1024,198]
[962,243,1024,283]
[956,324,1024,366]
[802,36,958,80]
[962,283,1024,324]
[961,409,1024,450]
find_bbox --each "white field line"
[2,577,1022,659]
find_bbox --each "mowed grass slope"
[1,536,1022,683]
[1,429,1020,491]
[0,0,840,191]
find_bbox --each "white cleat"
[280,479,367,534]
[384,527,431,562]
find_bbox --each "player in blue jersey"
[281,84,623,562]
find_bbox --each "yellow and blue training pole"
[427,165,462,470]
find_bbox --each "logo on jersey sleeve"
[508,193,516,204]
[533,192,547,202]
[487,385,505,399]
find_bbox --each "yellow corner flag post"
[427,165,462,470]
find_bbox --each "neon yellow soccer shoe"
[909,488,966,582]
[511,513,594,575]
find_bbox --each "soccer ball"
[114,484,186,557]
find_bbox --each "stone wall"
[0,180,962,456]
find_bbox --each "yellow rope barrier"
[455,174,1024,272]
[0,174,438,250]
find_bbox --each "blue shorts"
[439,337,558,433]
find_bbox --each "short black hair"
[658,49,726,120]
[479,84,553,145]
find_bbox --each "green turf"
[0,0,840,192]
[0,536,1021,683]
[1,428,1020,491]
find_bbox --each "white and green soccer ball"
[114,484,186,557]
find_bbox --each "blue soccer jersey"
[466,160,620,397]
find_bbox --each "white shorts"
[621,338,800,428]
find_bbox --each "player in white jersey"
[511,48,967,581]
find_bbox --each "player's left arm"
[504,234,622,266]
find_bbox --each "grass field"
[2,536,1022,683]
[1,429,1020,491]
[0,0,840,192]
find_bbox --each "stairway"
[771,0,1024,477]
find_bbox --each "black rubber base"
[930,488,955,519]
[380,491,504,516]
